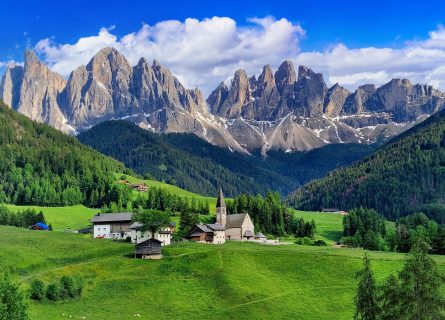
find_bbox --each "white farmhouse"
[90,213,174,246]
[91,213,133,239]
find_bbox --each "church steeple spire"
[216,187,226,208]
[216,188,227,226]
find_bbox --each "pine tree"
[354,254,380,320]
[396,240,445,320]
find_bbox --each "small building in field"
[130,183,149,192]
[321,208,349,215]
[129,222,174,246]
[135,238,163,259]
[254,232,267,240]
[31,222,49,231]
[90,213,132,239]
[190,223,226,244]
[322,208,340,213]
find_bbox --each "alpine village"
[2,2,445,319]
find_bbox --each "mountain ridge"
[290,108,445,220]
[2,47,444,154]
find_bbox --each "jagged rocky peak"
[13,50,69,131]
[323,83,351,117]
[0,64,24,109]
[211,69,251,118]
[293,65,327,117]
[207,81,229,114]
[341,84,376,115]
[275,60,296,93]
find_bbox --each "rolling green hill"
[291,109,445,221]
[1,226,444,320]
[0,101,130,207]
[78,120,375,197]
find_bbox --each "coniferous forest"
[0,102,129,207]
[78,120,374,197]
[291,109,445,221]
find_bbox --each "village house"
[134,238,163,259]
[321,208,349,215]
[189,223,226,244]
[128,221,175,246]
[90,213,173,245]
[129,182,149,192]
[91,213,133,239]
[116,179,149,192]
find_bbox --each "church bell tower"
[216,187,227,226]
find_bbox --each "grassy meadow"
[4,204,98,231]
[1,225,445,320]
[291,209,345,243]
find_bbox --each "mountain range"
[1,48,445,154]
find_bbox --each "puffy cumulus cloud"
[294,28,445,91]
[32,19,445,95]
[35,16,304,94]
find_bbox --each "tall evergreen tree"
[354,254,380,320]
[396,240,445,320]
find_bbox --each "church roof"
[255,232,266,239]
[226,213,248,229]
[216,188,226,208]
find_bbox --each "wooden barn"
[135,238,163,259]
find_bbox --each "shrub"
[29,279,45,300]
[60,276,76,299]
[313,240,327,246]
[341,236,361,248]
[46,283,61,301]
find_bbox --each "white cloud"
[31,18,445,95]
[34,16,304,94]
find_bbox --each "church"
[190,188,255,243]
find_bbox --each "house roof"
[216,188,226,208]
[244,230,254,237]
[225,214,248,229]
[129,222,173,230]
[322,208,340,212]
[206,223,225,231]
[194,224,213,233]
[91,213,132,223]
[170,222,177,227]
[136,238,163,246]
[255,232,266,239]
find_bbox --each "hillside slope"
[78,120,375,196]
[0,100,129,206]
[291,109,445,220]
[3,226,443,320]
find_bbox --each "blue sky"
[2,0,445,93]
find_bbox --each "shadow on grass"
[321,230,343,242]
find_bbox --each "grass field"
[291,209,344,242]
[4,204,98,231]
[1,225,444,320]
